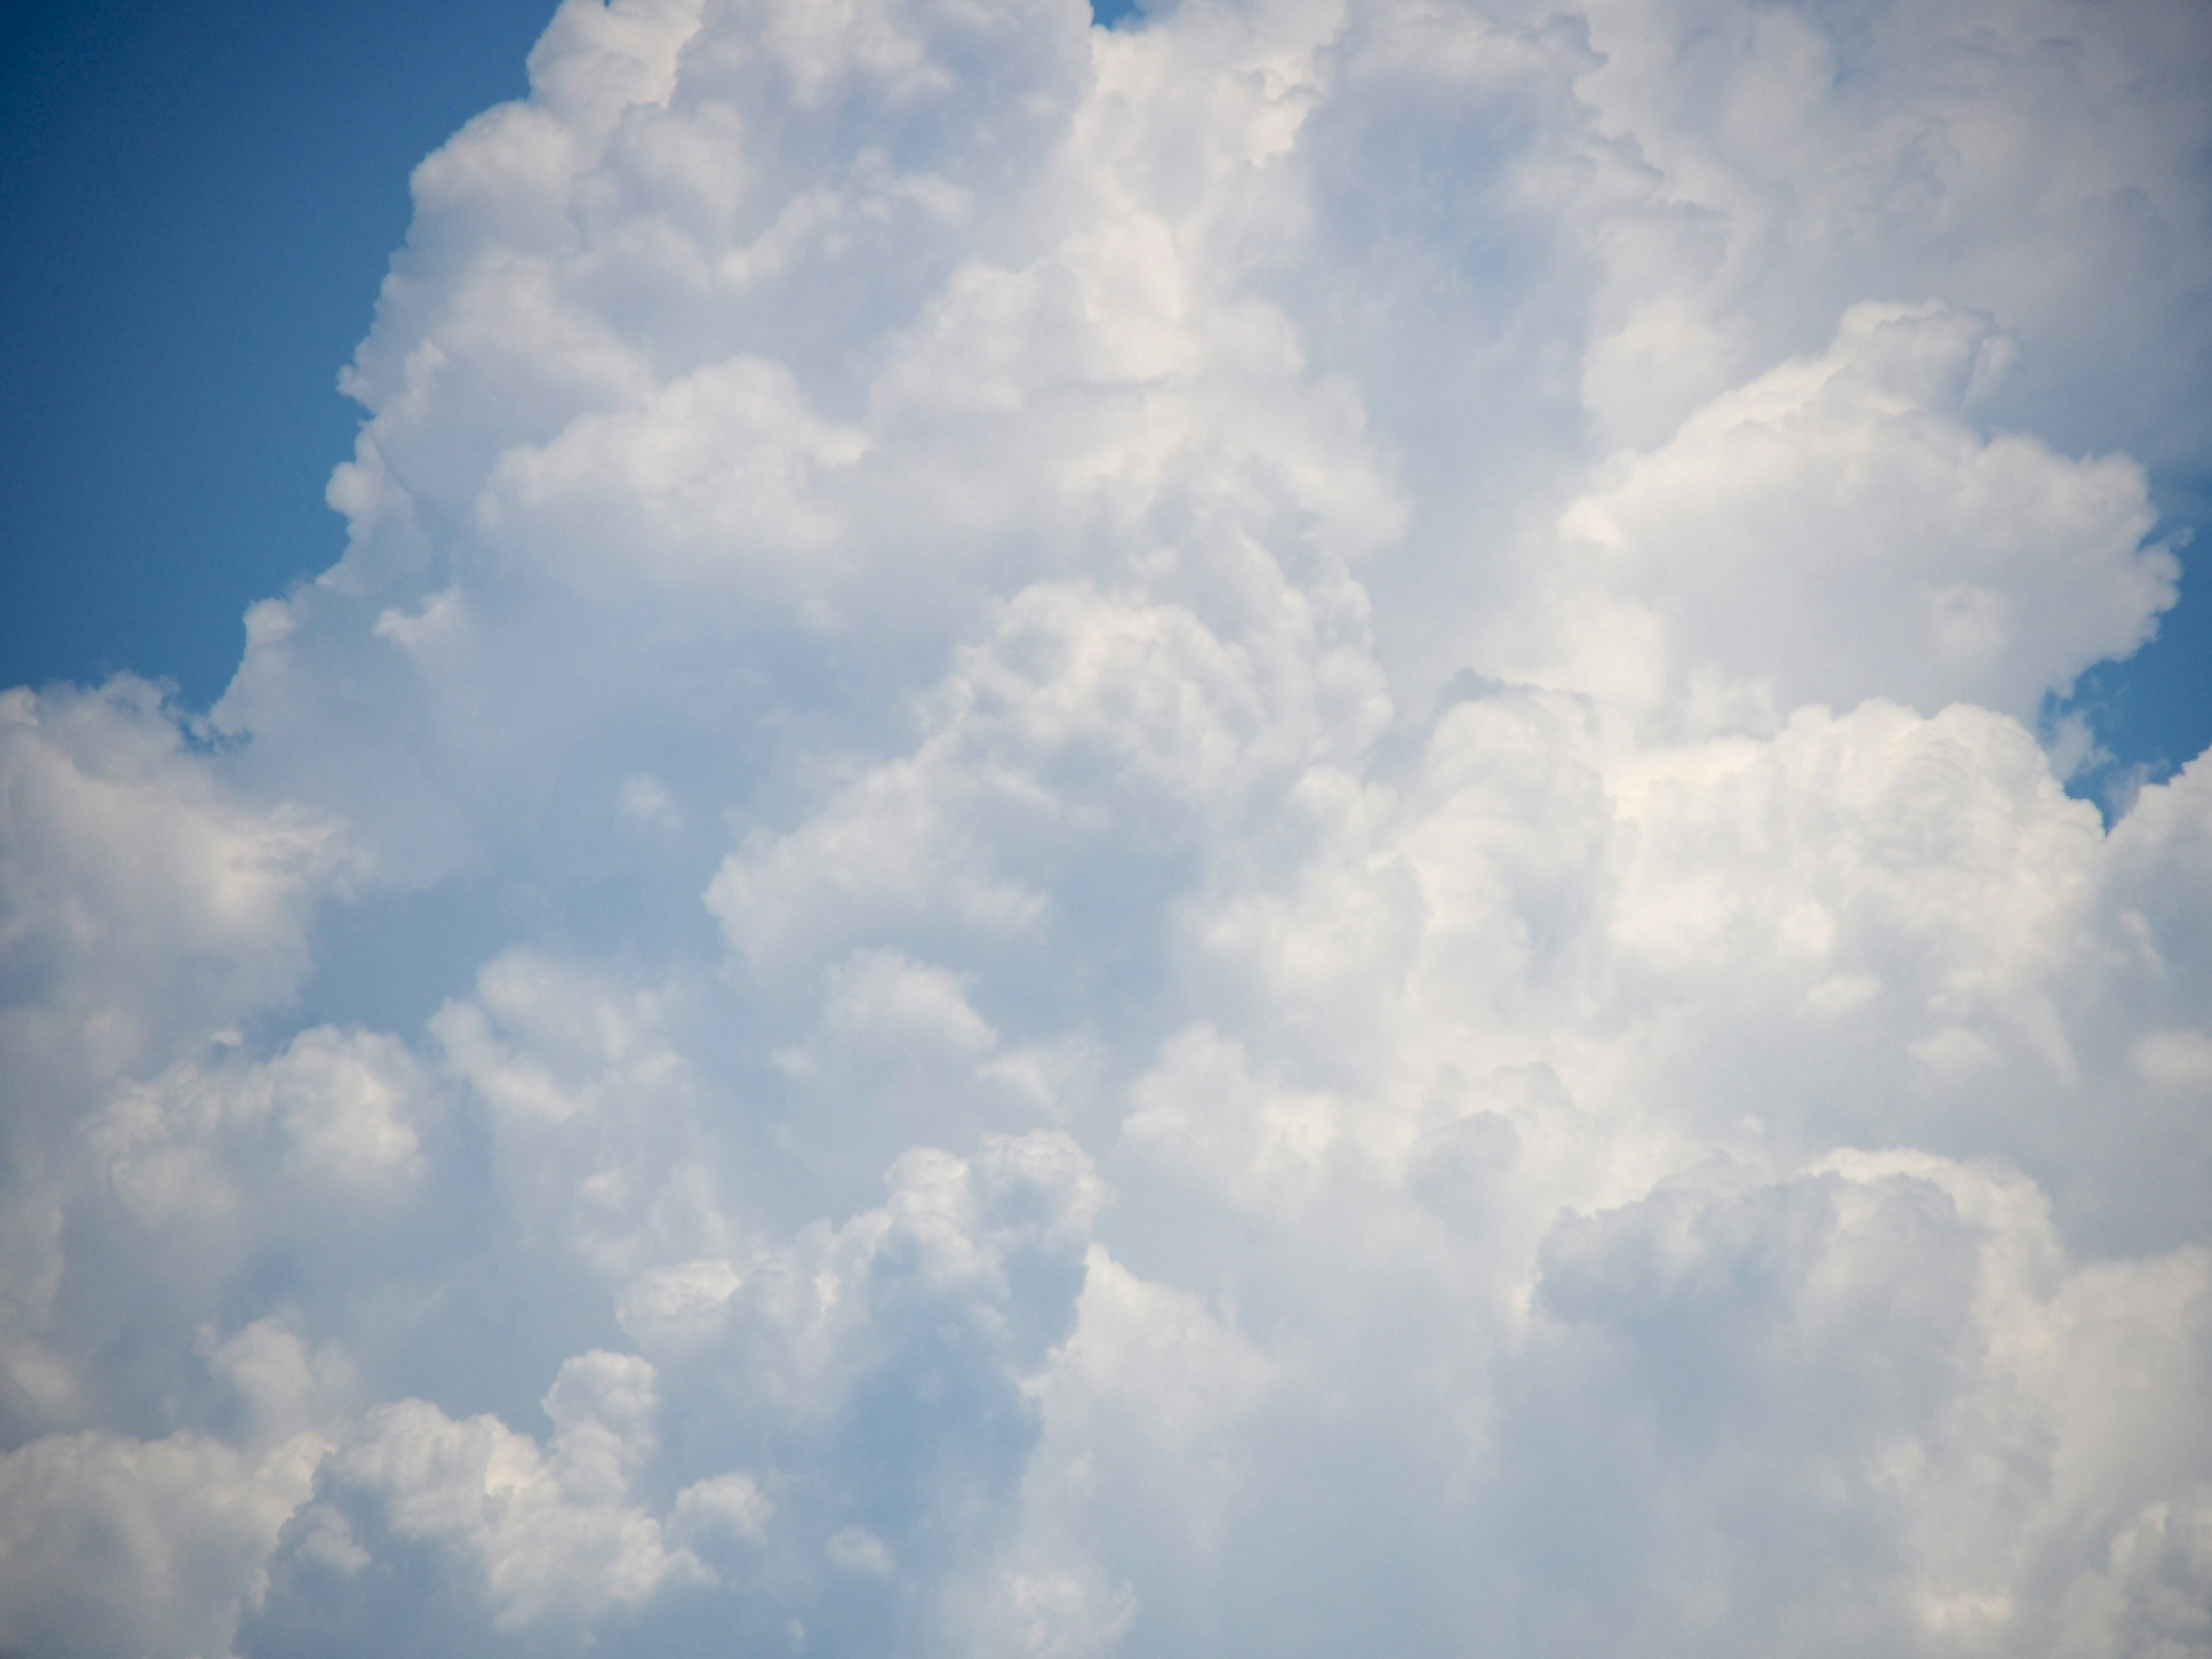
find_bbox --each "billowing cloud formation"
[4,0,2211,1653]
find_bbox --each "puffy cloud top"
[5,0,2212,1654]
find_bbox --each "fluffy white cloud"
[5,0,2212,1653]
[0,680,347,1095]
[0,1319,344,1659]
[1548,301,2176,724]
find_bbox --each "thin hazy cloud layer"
[4,1,2212,1654]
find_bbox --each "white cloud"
[6,0,2212,1653]
[281,1361,705,1633]
[0,679,348,1099]
[0,1320,343,1659]
[96,1027,428,1218]
[671,1468,772,1543]
[1549,301,2176,724]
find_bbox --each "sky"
[2,1,2211,1656]
[0,0,555,704]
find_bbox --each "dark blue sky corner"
[0,0,1181,711]
[0,0,553,710]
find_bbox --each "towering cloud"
[3,0,2210,1653]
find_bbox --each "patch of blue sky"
[2054,470,2212,813]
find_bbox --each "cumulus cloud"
[1549,301,2176,724]
[4,0,2212,1653]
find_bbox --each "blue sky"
[3,3,2211,1656]
[0,0,547,702]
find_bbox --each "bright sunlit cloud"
[4,1,2211,1654]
